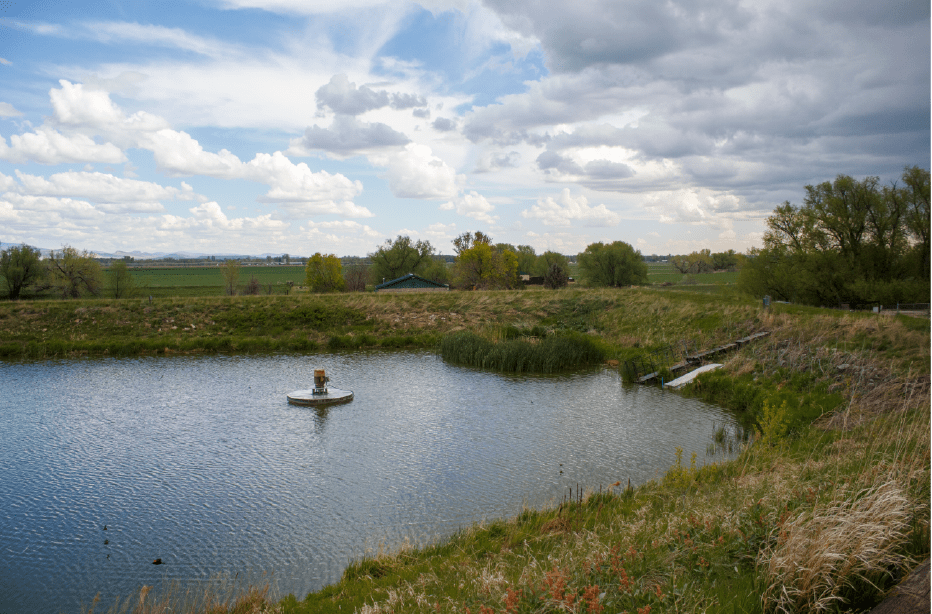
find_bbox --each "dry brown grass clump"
[760,479,914,613]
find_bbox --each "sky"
[0,0,928,257]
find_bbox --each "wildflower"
[582,585,603,614]
[503,588,522,614]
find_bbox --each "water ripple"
[0,351,736,613]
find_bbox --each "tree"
[452,231,492,255]
[420,256,450,285]
[452,232,519,290]
[108,261,137,298]
[712,250,739,271]
[222,260,240,295]
[343,261,369,292]
[543,262,569,289]
[305,253,345,292]
[514,245,537,275]
[896,165,930,279]
[48,246,102,298]
[740,167,930,306]
[244,276,261,295]
[534,251,570,277]
[369,235,435,283]
[670,254,692,274]
[0,244,45,300]
[577,241,648,287]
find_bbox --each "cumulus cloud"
[315,74,426,115]
[5,81,370,219]
[0,127,126,165]
[644,188,741,227]
[382,143,462,199]
[521,188,620,227]
[432,117,457,132]
[537,151,584,175]
[7,170,199,213]
[439,191,497,223]
[289,115,410,156]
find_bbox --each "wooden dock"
[634,331,770,384]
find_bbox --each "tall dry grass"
[759,380,930,613]
[83,576,279,614]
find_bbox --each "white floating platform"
[287,388,354,406]
[663,364,723,390]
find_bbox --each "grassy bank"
[6,287,927,613]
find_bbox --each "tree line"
[0,245,137,300]
[303,232,652,292]
[739,166,930,306]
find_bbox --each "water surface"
[0,352,736,613]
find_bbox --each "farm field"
[124,264,306,297]
[645,261,740,285]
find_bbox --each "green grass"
[439,329,607,373]
[277,396,928,614]
[127,264,306,288]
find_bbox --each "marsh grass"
[439,329,607,373]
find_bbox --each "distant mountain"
[2,243,305,260]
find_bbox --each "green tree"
[452,231,492,255]
[542,262,569,289]
[48,246,102,299]
[896,165,930,279]
[305,253,345,292]
[369,235,435,283]
[712,249,739,271]
[534,250,570,277]
[108,261,137,298]
[452,232,519,290]
[740,168,930,306]
[222,260,240,295]
[514,245,537,275]
[577,241,648,287]
[670,254,691,274]
[0,244,45,300]
[420,256,450,285]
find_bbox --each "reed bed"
[438,330,606,373]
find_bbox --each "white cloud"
[521,188,620,227]
[8,170,199,213]
[0,127,126,165]
[288,115,411,157]
[0,58,11,66]
[0,102,21,117]
[439,191,497,223]
[7,82,370,219]
[644,188,741,226]
[84,21,242,60]
[381,143,462,199]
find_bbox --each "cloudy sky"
[0,0,928,257]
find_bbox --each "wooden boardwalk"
[636,331,770,384]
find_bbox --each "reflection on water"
[0,351,736,613]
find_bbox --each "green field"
[124,264,306,297]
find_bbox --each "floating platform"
[287,388,354,407]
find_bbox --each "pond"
[0,351,738,613]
